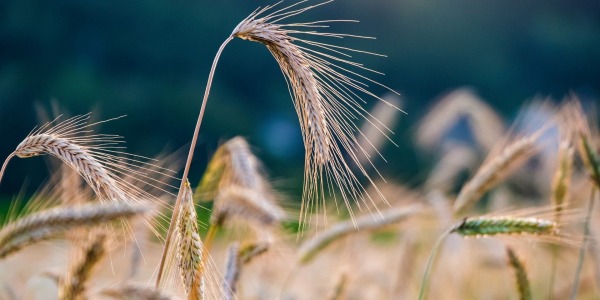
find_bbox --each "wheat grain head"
[231,1,401,228]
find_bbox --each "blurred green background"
[0,0,599,202]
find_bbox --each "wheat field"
[0,1,599,300]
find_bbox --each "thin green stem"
[155,36,234,288]
[570,188,597,300]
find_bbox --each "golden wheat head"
[231,1,401,228]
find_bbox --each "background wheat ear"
[58,230,107,300]
[230,0,401,229]
[0,202,146,260]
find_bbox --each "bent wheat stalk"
[157,0,398,284]
[231,1,400,228]
[0,202,145,259]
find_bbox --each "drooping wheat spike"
[174,180,204,300]
[231,1,400,227]
[197,138,280,204]
[416,88,504,152]
[0,202,146,259]
[2,114,178,206]
[506,247,532,300]
[101,285,175,300]
[58,231,107,300]
[212,186,284,228]
[223,243,240,300]
[198,138,284,241]
[451,216,557,237]
[453,130,545,213]
[298,204,421,264]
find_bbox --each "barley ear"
[506,247,531,300]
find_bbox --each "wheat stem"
[0,153,14,186]
[418,229,451,300]
[155,36,233,287]
[570,187,597,300]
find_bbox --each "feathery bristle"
[231,1,400,227]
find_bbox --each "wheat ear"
[453,132,543,213]
[3,114,177,205]
[298,204,421,264]
[58,231,107,300]
[174,180,205,300]
[101,285,175,300]
[0,202,145,259]
[232,1,400,228]
[506,247,531,300]
[157,0,398,284]
[451,216,557,237]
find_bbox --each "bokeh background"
[1,0,599,202]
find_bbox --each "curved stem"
[418,228,451,300]
[0,153,15,186]
[155,36,234,288]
